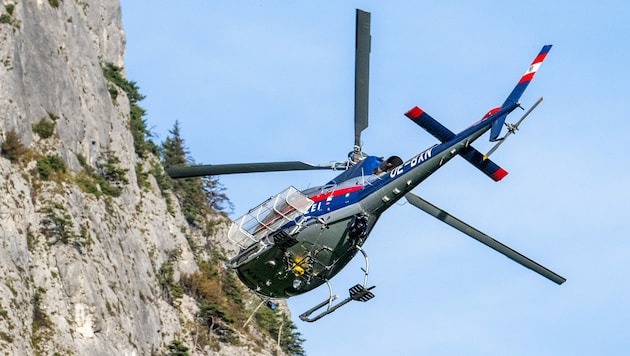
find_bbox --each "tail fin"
[489,113,509,142]
[405,106,508,181]
[490,45,552,141]
[503,45,552,108]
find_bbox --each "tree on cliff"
[102,62,158,158]
[161,121,230,226]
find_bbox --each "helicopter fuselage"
[234,104,515,298]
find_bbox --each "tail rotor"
[484,97,543,160]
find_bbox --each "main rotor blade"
[166,161,341,178]
[354,9,371,148]
[485,97,543,159]
[405,192,566,285]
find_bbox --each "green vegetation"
[75,172,100,196]
[157,249,185,305]
[2,57,11,69]
[32,117,56,139]
[76,151,129,198]
[0,13,10,24]
[1,129,27,162]
[166,339,189,356]
[31,287,53,353]
[36,154,66,180]
[180,258,242,347]
[160,121,231,226]
[48,0,61,9]
[40,203,75,244]
[101,62,158,158]
[0,307,14,343]
[155,105,307,354]
[149,161,175,214]
[161,121,187,168]
[135,162,151,190]
[0,331,13,343]
[101,65,231,216]
[96,150,129,196]
[0,4,19,29]
[178,253,305,354]
[255,307,305,356]
[32,288,51,330]
[151,161,172,192]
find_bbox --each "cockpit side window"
[302,184,336,198]
[373,156,403,175]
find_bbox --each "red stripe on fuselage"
[309,185,363,203]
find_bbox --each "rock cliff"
[0,1,297,355]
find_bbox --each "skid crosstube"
[299,247,376,322]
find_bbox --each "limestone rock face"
[0,1,288,355]
[1,0,127,172]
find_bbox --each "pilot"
[373,156,403,175]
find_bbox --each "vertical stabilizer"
[490,45,552,141]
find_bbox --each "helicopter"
[166,9,566,322]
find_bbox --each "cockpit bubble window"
[373,156,403,175]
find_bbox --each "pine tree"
[161,121,187,168]
[166,339,189,356]
[1,129,27,162]
[202,175,232,213]
[161,121,231,226]
[102,62,157,157]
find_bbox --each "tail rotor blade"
[354,9,371,150]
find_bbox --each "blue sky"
[120,1,629,355]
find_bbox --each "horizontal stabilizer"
[405,106,455,142]
[459,147,508,181]
[405,106,508,181]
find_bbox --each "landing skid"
[299,247,375,322]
